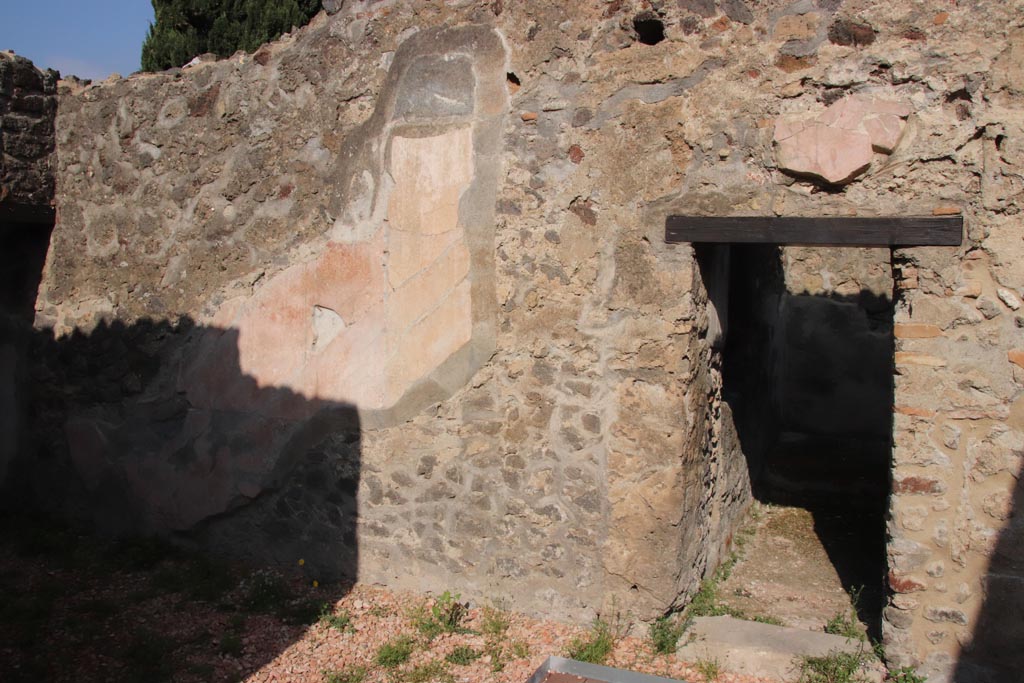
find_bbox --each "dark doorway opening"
[0,210,54,321]
[697,242,893,642]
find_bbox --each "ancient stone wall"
[0,51,57,211]
[30,3,743,624]
[26,1,1024,679]
[0,52,58,491]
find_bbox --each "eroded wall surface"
[29,1,1024,678]
[0,52,57,490]
[31,4,731,624]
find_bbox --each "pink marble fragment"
[774,94,911,184]
[774,121,874,185]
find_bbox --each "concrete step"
[676,616,886,683]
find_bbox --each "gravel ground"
[240,584,782,683]
[0,515,782,683]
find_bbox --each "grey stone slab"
[676,616,885,682]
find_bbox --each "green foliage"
[824,611,862,640]
[480,605,510,636]
[430,590,466,632]
[141,0,321,72]
[825,587,865,641]
[565,618,615,665]
[323,666,367,683]
[445,645,482,665]
[320,605,353,632]
[649,615,687,655]
[376,635,416,668]
[511,640,530,658]
[752,614,785,626]
[410,591,467,640]
[397,661,454,683]
[887,666,926,683]
[695,657,721,681]
[687,576,745,619]
[798,650,869,683]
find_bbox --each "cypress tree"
[141,0,320,72]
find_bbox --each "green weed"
[376,635,416,668]
[320,606,354,632]
[323,665,367,683]
[649,615,687,654]
[481,604,510,636]
[410,591,467,640]
[695,657,721,681]
[511,640,530,658]
[396,661,454,683]
[565,618,615,664]
[484,639,507,672]
[798,650,869,683]
[752,614,785,626]
[687,576,745,619]
[887,666,926,683]
[445,645,482,665]
[825,587,865,641]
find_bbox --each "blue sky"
[0,2,155,80]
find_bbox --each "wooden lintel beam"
[665,215,963,247]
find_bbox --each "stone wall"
[25,1,1024,679]
[31,4,744,623]
[0,52,57,491]
[0,51,57,210]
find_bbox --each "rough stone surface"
[10,3,1024,681]
[774,94,910,184]
[677,616,885,683]
[0,51,58,207]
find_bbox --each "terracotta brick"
[894,476,944,495]
[895,405,936,418]
[889,570,927,593]
[932,205,960,215]
[895,323,943,339]
[1009,350,1024,369]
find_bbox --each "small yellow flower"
[313,580,319,588]
[298,559,305,566]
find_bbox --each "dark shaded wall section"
[0,51,58,491]
[766,247,895,510]
[10,318,363,581]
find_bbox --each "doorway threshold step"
[676,616,885,683]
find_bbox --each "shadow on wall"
[697,243,892,641]
[1,315,363,682]
[953,472,1023,683]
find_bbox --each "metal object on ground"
[525,656,686,683]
